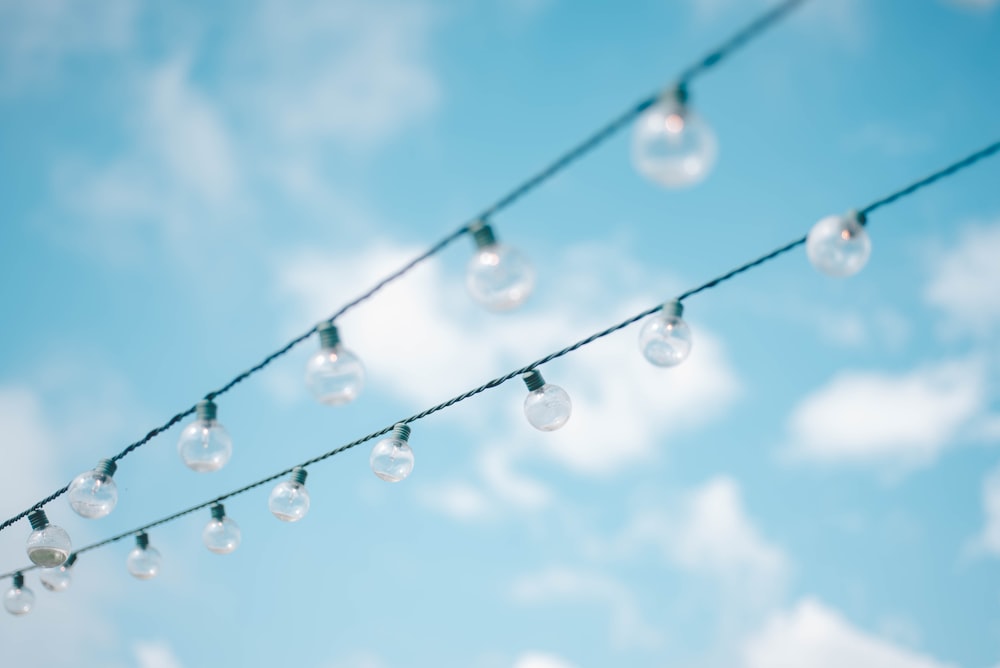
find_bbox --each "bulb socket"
[290,467,308,486]
[136,532,150,550]
[196,399,217,422]
[390,423,411,442]
[846,209,867,227]
[662,300,684,318]
[95,458,117,478]
[522,370,546,392]
[65,553,77,567]
[317,321,341,349]
[12,572,24,589]
[469,221,498,249]
[661,82,688,109]
[27,509,49,531]
[210,503,226,521]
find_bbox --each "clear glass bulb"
[67,459,118,519]
[639,303,692,367]
[26,511,71,568]
[305,344,365,405]
[39,561,73,593]
[269,469,310,522]
[203,512,241,555]
[524,383,572,431]
[127,546,162,580]
[178,400,232,473]
[4,576,33,616]
[466,244,536,311]
[806,211,871,277]
[632,92,717,188]
[370,425,415,483]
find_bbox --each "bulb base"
[196,400,217,422]
[290,467,308,486]
[469,221,498,249]
[522,370,546,392]
[136,532,150,550]
[317,321,341,349]
[391,423,411,442]
[210,503,226,521]
[27,509,49,531]
[65,553,77,567]
[95,458,117,478]
[12,572,24,589]
[662,300,684,318]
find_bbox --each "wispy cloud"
[925,221,1000,339]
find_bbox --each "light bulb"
[632,84,717,188]
[466,221,535,311]
[806,209,871,277]
[4,573,34,616]
[522,370,572,431]
[25,509,71,567]
[177,399,232,472]
[639,300,692,367]
[126,532,162,579]
[202,503,241,554]
[39,553,76,592]
[269,467,310,522]
[305,322,365,405]
[68,458,118,519]
[370,424,415,483]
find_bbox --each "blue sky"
[1,0,1000,666]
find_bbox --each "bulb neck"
[846,209,867,227]
[662,300,684,318]
[12,573,24,589]
[65,553,77,568]
[522,370,546,392]
[469,221,498,249]
[136,532,150,550]
[661,83,688,110]
[95,458,117,478]
[210,503,226,521]
[27,509,49,531]
[290,467,308,486]
[196,399,217,422]
[317,321,341,349]
[390,423,411,443]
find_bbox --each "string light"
[177,399,233,473]
[25,509,71,568]
[466,220,535,311]
[68,458,119,519]
[3,573,33,616]
[39,553,76,592]
[632,84,717,188]
[305,321,365,406]
[806,209,871,277]
[203,503,241,555]
[639,300,692,367]
[522,370,572,431]
[370,424,415,483]
[268,468,310,522]
[126,533,161,580]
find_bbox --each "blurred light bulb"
[4,573,34,616]
[639,300,692,367]
[177,399,232,473]
[466,221,535,311]
[370,424,415,483]
[68,458,118,519]
[305,322,365,405]
[632,84,717,188]
[126,532,162,580]
[522,370,572,431]
[203,503,241,555]
[39,553,76,592]
[25,509,71,568]
[806,209,871,277]
[269,467,310,522]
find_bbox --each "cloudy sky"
[1,0,999,666]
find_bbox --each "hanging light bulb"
[126,532,162,580]
[522,370,572,431]
[177,399,232,473]
[202,503,241,554]
[638,300,692,367]
[3,573,34,616]
[269,467,310,522]
[806,209,871,277]
[67,458,118,519]
[632,83,717,188]
[465,220,535,311]
[370,424,415,483]
[305,321,365,406]
[39,553,76,592]
[25,509,71,567]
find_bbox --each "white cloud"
[969,464,1000,558]
[742,599,956,668]
[925,222,1000,338]
[134,641,184,668]
[785,359,986,470]
[512,652,578,668]
[0,386,60,517]
[417,480,494,521]
[510,567,663,650]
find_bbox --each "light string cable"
[3,136,996,581]
[0,0,809,534]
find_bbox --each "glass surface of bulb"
[177,419,232,472]
[305,344,365,405]
[370,438,415,482]
[269,480,310,522]
[39,565,72,592]
[632,99,717,188]
[26,525,71,567]
[127,546,162,579]
[466,244,535,311]
[806,213,871,277]
[639,313,693,367]
[4,584,33,616]
[524,384,572,431]
[67,469,118,519]
[203,517,241,554]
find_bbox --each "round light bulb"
[466,221,535,311]
[126,533,162,579]
[522,370,572,431]
[68,458,118,519]
[202,504,241,554]
[178,399,232,472]
[370,424,415,483]
[639,300,692,367]
[39,553,76,592]
[269,467,310,522]
[632,85,717,188]
[4,574,34,616]
[806,210,871,277]
[25,509,71,568]
[305,322,365,405]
